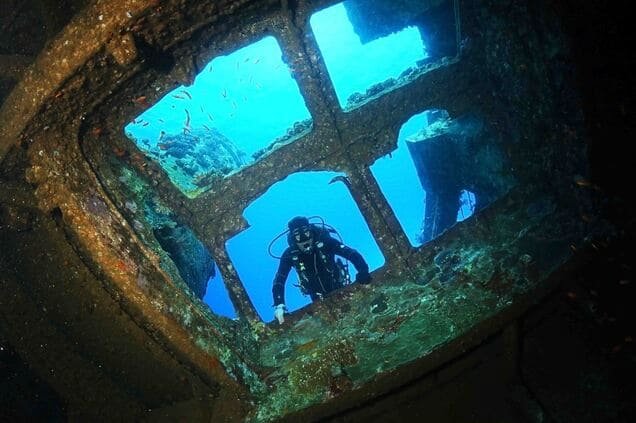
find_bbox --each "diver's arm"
[328,238,371,284]
[272,253,293,306]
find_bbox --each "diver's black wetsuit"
[272,234,368,306]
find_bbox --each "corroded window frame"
[82,0,463,324]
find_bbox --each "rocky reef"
[251,119,313,162]
[133,126,248,195]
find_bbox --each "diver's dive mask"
[293,225,314,252]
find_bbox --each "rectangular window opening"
[124,36,313,197]
[310,0,458,111]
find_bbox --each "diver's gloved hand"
[355,270,371,285]
[274,304,286,324]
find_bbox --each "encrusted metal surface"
[0,0,599,421]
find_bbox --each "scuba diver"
[271,216,371,324]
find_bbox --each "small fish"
[208,65,214,72]
[231,100,237,109]
[179,90,192,99]
[253,58,260,64]
[203,124,211,131]
[158,130,166,141]
[254,82,261,90]
[172,94,187,100]
[244,57,250,62]
[141,121,149,126]
[221,88,227,98]
[200,105,205,113]
[207,113,214,121]
[184,109,191,128]
[158,118,164,123]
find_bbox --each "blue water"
[126,35,311,157]
[457,190,477,222]
[311,2,427,109]
[124,2,468,322]
[371,112,429,246]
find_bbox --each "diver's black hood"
[288,216,309,232]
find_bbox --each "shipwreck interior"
[1,0,634,422]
